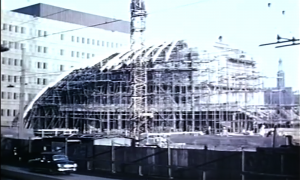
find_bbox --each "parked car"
[28,152,77,174]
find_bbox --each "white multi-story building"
[1,3,130,126]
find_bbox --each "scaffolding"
[19,40,299,134]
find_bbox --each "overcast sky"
[3,0,300,90]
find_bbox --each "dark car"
[28,152,77,174]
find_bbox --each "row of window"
[2,40,94,58]
[2,57,23,66]
[2,40,25,50]
[37,46,48,53]
[1,109,18,117]
[2,23,26,34]
[2,57,65,72]
[37,78,48,85]
[1,74,23,83]
[71,51,95,59]
[2,23,125,49]
[1,75,47,85]
[1,92,36,100]
[37,62,47,69]
[70,35,123,48]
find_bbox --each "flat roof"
[12,3,130,34]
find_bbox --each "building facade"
[1,3,130,126]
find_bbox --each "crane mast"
[130,0,148,138]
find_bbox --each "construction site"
[16,40,298,135]
[11,0,299,138]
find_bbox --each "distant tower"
[277,58,285,88]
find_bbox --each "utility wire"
[14,19,121,43]
[1,9,70,31]
[12,0,215,44]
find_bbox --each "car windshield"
[52,155,68,161]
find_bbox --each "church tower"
[277,59,285,88]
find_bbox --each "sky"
[2,0,300,90]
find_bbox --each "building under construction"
[16,40,299,135]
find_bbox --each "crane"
[130,0,150,139]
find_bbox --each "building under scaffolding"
[17,40,299,134]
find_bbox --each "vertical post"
[272,126,277,148]
[18,48,26,139]
[202,171,206,180]
[167,139,173,179]
[280,154,284,174]
[241,147,245,180]
[65,138,68,156]
[28,137,32,153]
[111,140,116,173]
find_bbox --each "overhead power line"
[1,9,70,31]
[12,0,213,44]
[259,35,300,48]
[15,19,121,43]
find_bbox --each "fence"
[1,137,299,180]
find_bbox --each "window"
[37,62,41,68]
[60,65,64,71]
[7,109,10,116]
[9,25,13,31]
[9,42,13,48]
[82,52,85,58]
[14,76,17,82]
[1,92,5,99]
[13,110,17,116]
[111,42,114,48]
[21,27,25,34]
[37,78,41,84]
[13,93,17,99]
[20,60,23,66]
[76,52,79,58]
[87,38,90,44]
[43,47,47,53]
[1,109,4,116]
[97,40,100,46]
[38,30,42,37]
[43,79,47,85]
[2,57,6,64]
[71,51,74,57]
[2,23,7,30]
[60,34,64,40]
[71,36,75,42]
[3,40,7,46]
[87,53,90,59]
[8,58,12,65]
[92,54,95,57]
[8,75,11,82]
[60,49,64,56]
[15,26,19,33]
[44,31,47,37]
[82,38,85,43]
[43,63,47,69]
[38,46,42,53]
[77,37,79,42]
[14,59,18,66]
[21,43,25,49]
[102,41,104,46]
[14,42,19,49]
[92,39,95,45]
[107,42,109,47]
[7,92,12,99]
[2,74,5,81]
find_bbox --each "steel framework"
[18,40,299,134]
